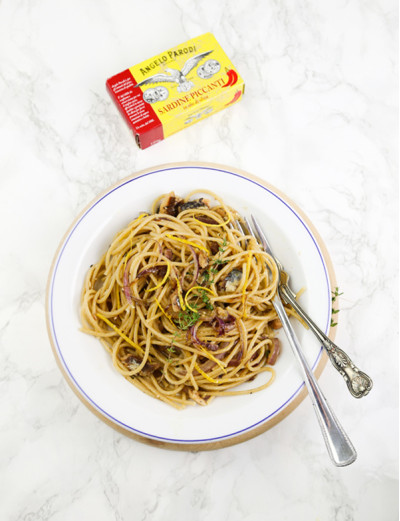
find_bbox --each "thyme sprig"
[330,286,343,327]
[205,237,229,279]
[177,307,200,330]
[198,288,214,310]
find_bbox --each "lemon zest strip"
[131,212,146,226]
[194,363,220,384]
[184,285,216,313]
[97,312,144,355]
[155,298,175,326]
[175,277,186,311]
[166,234,208,253]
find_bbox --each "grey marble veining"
[0,0,398,520]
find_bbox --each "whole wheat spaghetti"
[80,190,283,408]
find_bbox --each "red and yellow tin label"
[106,33,244,149]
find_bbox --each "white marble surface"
[0,0,398,519]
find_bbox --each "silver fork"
[238,216,357,466]
[272,256,372,398]
[244,218,372,399]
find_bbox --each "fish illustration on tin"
[133,51,213,92]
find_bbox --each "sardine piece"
[223,269,242,293]
[158,192,183,216]
[179,198,210,212]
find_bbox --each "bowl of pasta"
[46,162,336,449]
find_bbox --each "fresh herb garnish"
[210,258,228,274]
[331,287,343,302]
[170,331,180,345]
[200,236,229,280]
[330,287,343,327]
[198,288,214,310]
[202,270,211,283]
[177,309,200,330]
[166,344,177,363]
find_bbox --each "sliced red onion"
[196,360,216,374]
[227,347,243,367]
[136,265,167,279]
[195,215,218,225]
[213,314,236,336]
[189,323,219,351]
[267,338,281,365]
[228,325,244,366]
[195,348,226,374]
[215,317,225,335]
[123,258,133,305]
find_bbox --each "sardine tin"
[106,33,244,149]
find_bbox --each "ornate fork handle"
[279,283,373,399]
